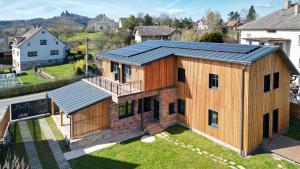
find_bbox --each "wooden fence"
[290,102,300,119]
[0,106,10,140]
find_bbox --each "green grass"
[27,119,59,169]
[0,123,28,166]
[60,32,102,43]
[45,116,70,152]
[18,69,50,85]
[286,118,300,141]
[43,63,77,79]
[70,125,299,169]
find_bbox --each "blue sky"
[0,0,295,21]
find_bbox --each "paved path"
[18,121,43,169]
[38,118,72,169]
[263,134,300,164]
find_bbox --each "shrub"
[199,32,224,43]
[74,60,85,75]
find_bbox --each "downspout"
[240,64,246,157]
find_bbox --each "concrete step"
[144,123,163,135]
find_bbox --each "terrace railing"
[86,76,142,95]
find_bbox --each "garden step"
[144,122,163,135]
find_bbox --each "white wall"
[135,31,142,43]
[241,30,300,72]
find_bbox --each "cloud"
[255,3,272,8]
[155,7,185,17]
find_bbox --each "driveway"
[263,134,300,164]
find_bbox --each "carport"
[47,80,112,140]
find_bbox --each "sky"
[0,0,295,21]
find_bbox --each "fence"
[290,102,300,119]
[0,107,10,140]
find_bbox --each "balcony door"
[122,64,132,83]
[111,62,120,81]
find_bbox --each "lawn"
[17,69,50,85]
[70,125,299,169]
[286,118,300,141]
[60,32,102,42]
[42,63,77,79]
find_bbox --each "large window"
[273,72,280,89]
[144,97,151,112]
[111,62,119,72]
[208,110,218,128]
[169,103,175,114]
[118,101,134,119]
[138,99,143,114]
[178,68,185,82]
[264,74,271,92]
[50,50,59,56]
[209,74,218,89]
[28,51,37,57]
[123,64,132,79]
[40,40,47,45]
[178,99,185,115]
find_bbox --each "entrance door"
[273,109,278,133]
[154,100,160,120]
[263,113,270,139]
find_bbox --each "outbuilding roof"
[47,80,111,115]
[96,40,299,75]
[135,26,177,37]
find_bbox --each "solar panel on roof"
[108,43,159,57]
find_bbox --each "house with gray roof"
[134,26,181,43]
[239,0,300,81]
[86,14,117,32]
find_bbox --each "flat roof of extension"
[47,80,111,115]
[96,40,299,75]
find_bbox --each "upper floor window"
[208,109,218,128]
[118,101,134,119]
[28,51,37,57]
[178,99,185,115]
[111,62,119,73]
[50,50,59,56]
[209,74,218,89]
[40,40,47,45]
[273,72,280,89]
[123,65,132,78]
[178,68,185,82]
[264,74,271,92]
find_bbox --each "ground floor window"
[144,97,151,112]
[119,101,134,119]
[169,103,175,114]
[138,99,142,114]
[208,109,218,128]
[178,99,185,115]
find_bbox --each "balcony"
[86,76,142,95]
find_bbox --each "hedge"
[0,77,82,99]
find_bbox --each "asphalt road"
[0,92,47,117]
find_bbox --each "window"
[259,42,265,46]
[123,65,132,78]
[209,74,218,89]
[273,72,280,89]
[50,50,59,55]
[138,99,143,114]
[178,68,185,82]
[28,51,37,57]
[118,101,134,119]
[40,40,47,45]
[111,62,119,72]
[27,42,30,46]
[208,110,218,128]
[267,30,276,33]
[264,74,271,92]
[169,103,175,114]
[178,99,185,115]
[144,97,151,112]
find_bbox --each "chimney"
[284,0,292,10]
[295,4,300,15]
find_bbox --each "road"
[0,92,46,117]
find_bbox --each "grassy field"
[17,69,50,85]
[60,32,102,42]
[70,125,299,169]
[286,118,300,141]
[43,63,77,79]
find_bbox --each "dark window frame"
[50,50,59,56]
[209,74,218,89]
[111,62,119,73]
[138,99,143,114]
[178,68,185,83]
[264,74,271,92]
[178,99,185,115]
[28,51,38,57]
[273,72,279,89]
[118,101,134,119]
[169,103,175,114]
[144,97,151,112]
[40,40,47,45]
[208,109,218,128]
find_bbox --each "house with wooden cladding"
[47,40,299,155]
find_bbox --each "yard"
[17,69,50,85]
[42,63,77,79]
[70,125,299,169]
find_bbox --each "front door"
[263,113,270,139]
[154,100,160,120]
[273,109,278,133]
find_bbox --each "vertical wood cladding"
[71,98,111,139]
[144,56,177,91]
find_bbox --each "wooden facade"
[290,103,300,119]
[0,107,10,139]
[71,98,110,139]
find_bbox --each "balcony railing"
[86,76,142,95]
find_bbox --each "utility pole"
[85,38,89,76]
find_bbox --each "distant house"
[11,26,68,72]
[0,30,11,60]
[227,20,238,31]
[197,19,208,30]
[239,0,300,82]
[134,26,181,43]
[87,14,117,32]
[118,18,128,29]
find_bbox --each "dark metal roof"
[96,40,299,75]
[135,26,176,36]
[47,80,111,115]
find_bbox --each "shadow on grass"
[164,124,189,135]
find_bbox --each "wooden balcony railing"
[86,76,142,95]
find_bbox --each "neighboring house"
[47,40,298,156]
[134,26,181,43]
[0,30,11,61]
[197,19,208,30]
[239,0,300,81]
[86,14,117,32]
[227,20,238,31]
[11,26,68,72]
[118,17,128,29]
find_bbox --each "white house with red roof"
[12,26,68,72]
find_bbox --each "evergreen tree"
[143,14,153,26]
[181,17,193,30]
[172,18,182,29]
[247,5,256,20]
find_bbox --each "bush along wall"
[0,77,82,99]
